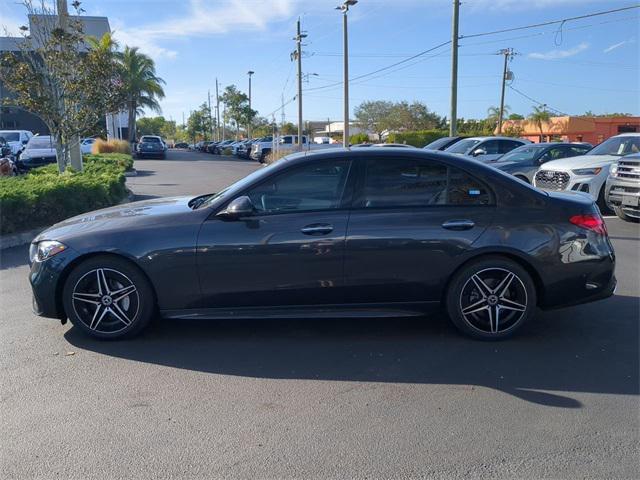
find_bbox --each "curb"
[0,227,43,250]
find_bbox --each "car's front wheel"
[613,206,639,223]
[62,256,155,340]
[446,257,537,340]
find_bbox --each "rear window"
[140,136,161,143]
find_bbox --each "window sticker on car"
[469,189,481,195]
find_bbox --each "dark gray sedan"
[488,143,592,184]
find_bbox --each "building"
[500,115,640,144]
[0,14,111,135]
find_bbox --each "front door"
[196,158,353,309]
[344,155,496,304]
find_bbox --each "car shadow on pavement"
[65,293,639,409]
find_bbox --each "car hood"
[539,154,619,171]
[22,148,56,157]
[490,160,519,169]
[35,196,197,242]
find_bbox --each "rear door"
[344,154,496,304]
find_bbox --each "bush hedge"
[386,129,448,147]
[0,153,132,235]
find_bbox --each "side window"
[540,147,566,162]
[362,158,448,208]
[245,160,350,214]
[448,166,492,205]
[360,158,492,208]
[498,140,523,154]
[281,136,293,144]
[475,140,500,155]
[568,146,589,157]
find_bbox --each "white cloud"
[603,38,635,53]
[528,42,589,60]
[111,0,295,61]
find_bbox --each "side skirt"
[161,302,441,320]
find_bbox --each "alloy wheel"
[71,268,140,335]
[458,267,528,335]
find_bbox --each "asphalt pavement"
[1,149,638,479]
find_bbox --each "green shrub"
[0,153,131,235]
[386,130,448,147]
[349,132,370,144]
[222,147,233,156]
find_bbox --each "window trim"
[351,155,496,211]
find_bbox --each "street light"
[247,70,254,139]
[336,0,357,148]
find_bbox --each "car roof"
[615,133,640,137]
[465,136,527,141]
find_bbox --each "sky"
[1,0,639,125]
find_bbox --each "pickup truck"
[250,135,337,163]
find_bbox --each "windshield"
[445,138,481,154]
[589,136,640,156]
[424,137,454,150]
[0,132,20,142]
[27,137,53,149]
[499,145,545,162]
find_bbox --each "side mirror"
[217,196,255,220]
[22,139,28,145]
[472,148,486,157]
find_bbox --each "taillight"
[569,214,607,235]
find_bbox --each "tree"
[0,1,125,172]
[118,46,165,143]
[508,113,524,120]
[186,104,212,142]
[221,85,256,139]
[528,106,551,142]
[354,100,393,141]
[281,122,297,135]
[486,105,511,130]
[251,117,273,138]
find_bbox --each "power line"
[460,4,640,39]
[508,85,568,116]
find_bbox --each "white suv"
[0,130,34,155]
[534,133,640,210]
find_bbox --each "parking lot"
[1,149,638,479]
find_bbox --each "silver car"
[605,152,640,222]
[444,136,530,162]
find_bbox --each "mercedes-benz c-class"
[29,149,615,340]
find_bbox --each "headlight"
[572,167,602,176]
[29,240,66,263]
[609,163,618,178]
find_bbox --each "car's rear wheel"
[62,256,155,340]
[446,257,537,340]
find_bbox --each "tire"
[445,256,537,340]
[62,255,155,340]
[614,206,640,223]
[596,186,612,215]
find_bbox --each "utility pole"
[247,70,254,139]
[182,111,185,128]
[281,93,285,128]
[450,0,460,136]
[293,18,306,151]
[207,89,213,141]
[215,78,221,141]
[337,1,357,148]
[497,48,515,135]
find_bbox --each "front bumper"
[29,246,79,320]
[534,170,607,201]
[605,176,640,218]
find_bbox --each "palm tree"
[487,105,510,131]
[117,47,165,143]
[528,105,551,142]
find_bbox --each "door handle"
[301,224,333,235]
[442,219,475,231]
